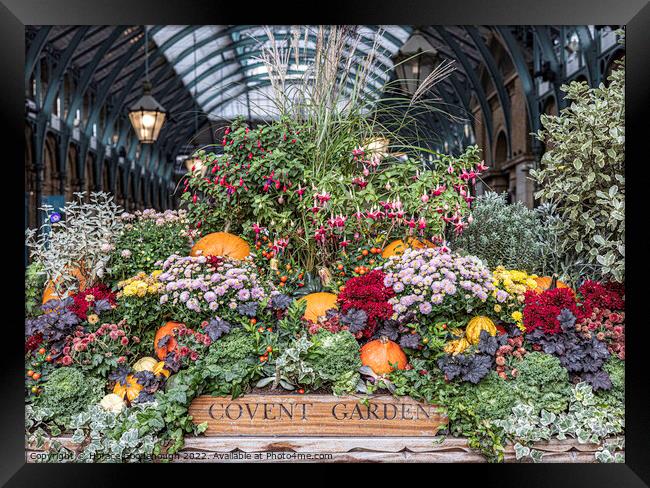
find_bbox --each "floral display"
[337,270,395,338]
[157,254,272,327]
[382,247,494,326]
[108,209,191,283]
[24,35,625,464]
[59,320,143,377]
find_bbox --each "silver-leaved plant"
[25,192,124,297]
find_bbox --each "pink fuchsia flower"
[120,337,129,346]
[62,356,73,366]
[117,356,127,364]
[109,331,119,340]
[475,160,489,172]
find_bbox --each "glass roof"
[150,25,413,120]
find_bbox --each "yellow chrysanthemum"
[511,311,523,322]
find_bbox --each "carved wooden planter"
[187,394,448,437]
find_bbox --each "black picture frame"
[2,0,648,484]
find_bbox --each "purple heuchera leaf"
[582,370,612,391]
[204,317,232,341]
[526,308,610,381]
[236,301,258,317]
[270,294,293,310]
[399,333,421,350]
[341,309,368,334]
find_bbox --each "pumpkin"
[154,321,182,360]
[534,276,570,292]
[133,356,158,372]
[299,292,338,322]
[381,238,435,259]
[360,336,408,375]
[444,337,471,355]
[42,266,87,304]
[153,361,170,378]
[465,316,497,345]
[112,375,143,402]
[190,232,250,260]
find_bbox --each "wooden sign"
[188,394,448,437]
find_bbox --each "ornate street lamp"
[128,27,167,143]
[392,29,438,96]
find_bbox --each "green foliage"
[307,329,361,385]
[531,61,625,282]
[272,329,362,393]
[452,192,546,272]
[512,352,572,413]
[35,367,104,427]
[200,329,264,398]
[597,357,625,406]
[26,403,159,462]
[493,382,625,462]
[457,353,572,425]
[107,210,190,284]
[25,261,46,317]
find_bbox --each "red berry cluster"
[495,335,527,380]
[337,269,395,338]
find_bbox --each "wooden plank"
[27,435,623,463]
[188,394,448,437]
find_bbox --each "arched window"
[42,134,59,196]
[494,131,508,170]
[115,168,124,209]
[103,161,110,193]
[65,145,78,201]
[84,155,94,198]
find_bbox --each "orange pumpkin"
[534,276,570,292]
[299,292,338,322]
[190,232,250,260]
[381,238,435,259]
[113,374,143,402]
[42,266,87,304]
[154,321,182,360]
[360,336,408,375]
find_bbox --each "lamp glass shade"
[128,87,167,143]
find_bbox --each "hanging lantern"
[128,81,167,144]
[393,29,438,96]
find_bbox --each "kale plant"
[35,367,104,428]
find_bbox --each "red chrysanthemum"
[522,287,580,334]
[338,270,394,338]
[69,284,116,320]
